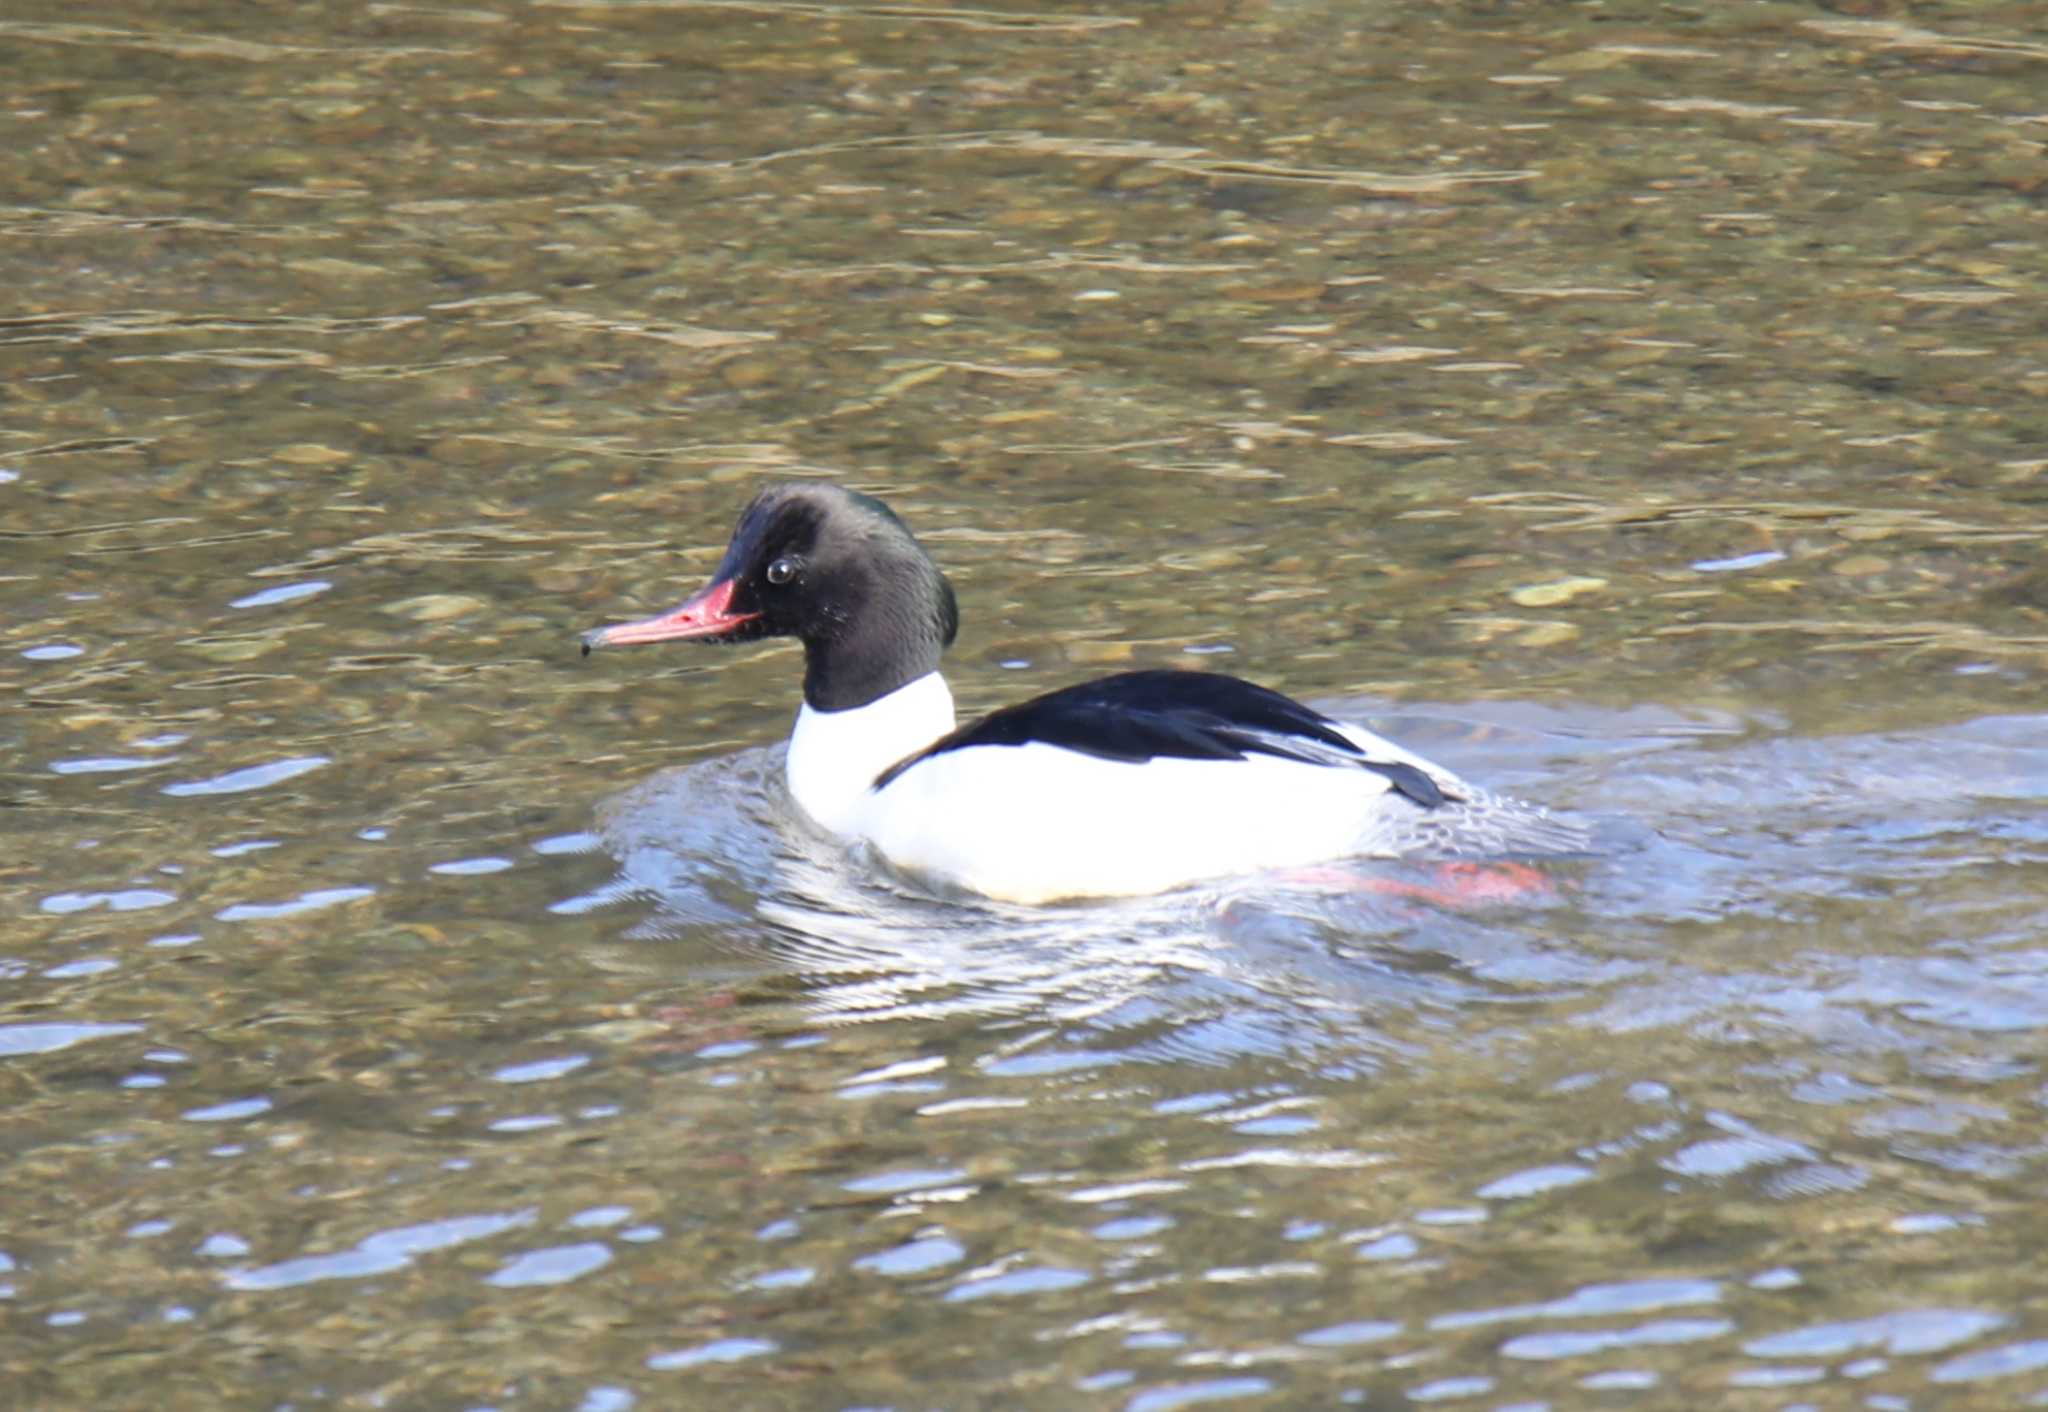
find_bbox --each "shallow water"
[6,0,2048,1408]
[15,696,2048,1408]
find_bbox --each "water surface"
[5,0,2048,1407]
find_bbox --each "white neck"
[785,671,955,835]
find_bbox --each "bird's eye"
[765,556,799,586]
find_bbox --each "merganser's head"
[581,482,958,711]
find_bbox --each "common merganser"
[582,483,1584,904]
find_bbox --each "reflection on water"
[575,699,2048,1056]
[11,696,2048,1405]
[570,705,1610,1060]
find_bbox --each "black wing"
[874,669,1445,807]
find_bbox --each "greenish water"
[5,1,2048,1408]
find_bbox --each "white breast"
[784,671,955,835]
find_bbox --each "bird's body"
[584,483,1583,903]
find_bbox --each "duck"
[582,482,1584,904]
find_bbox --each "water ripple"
[0,1021,142,1058]
[163,756,329,797]
[1742,1308,2008,1359]
[224,1209,536,1291]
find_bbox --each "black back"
[875,668,1446,807]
